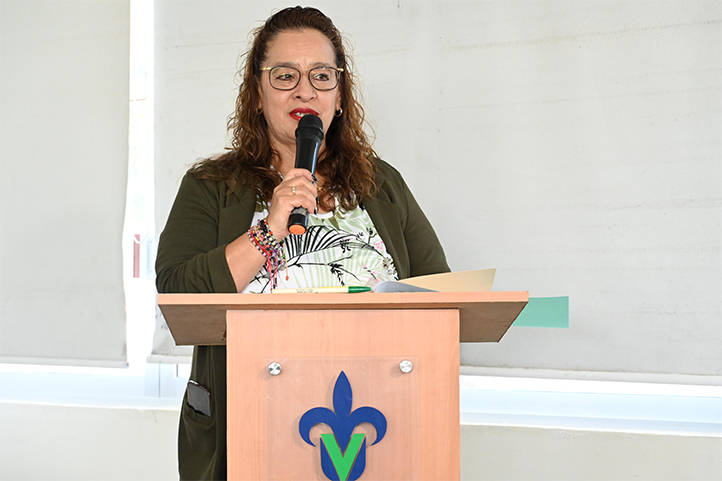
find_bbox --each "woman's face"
[258,29,342,157]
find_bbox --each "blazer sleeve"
[155,172,238,294]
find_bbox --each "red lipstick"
[290,108,320,121]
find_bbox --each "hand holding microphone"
[287,114,324,235]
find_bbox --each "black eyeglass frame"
[259,66,344,91]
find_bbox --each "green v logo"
[320,433,366,481]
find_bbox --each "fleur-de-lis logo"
[299,371,387,481]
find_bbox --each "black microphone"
[287,114,324,235]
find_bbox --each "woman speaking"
[156,6,449,479]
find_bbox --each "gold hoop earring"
[334,108,343,117]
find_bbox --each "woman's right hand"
[266,168,318,240]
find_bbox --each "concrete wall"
[1,402,720,480]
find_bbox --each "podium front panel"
[227,308,460,481]
[265,357,419,480]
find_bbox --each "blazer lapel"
[362,168,410,279]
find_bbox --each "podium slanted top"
[157,291,528,346]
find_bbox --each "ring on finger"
[292,186,296,195]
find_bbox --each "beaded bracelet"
[247,218,287,289]
[258,218,284,255]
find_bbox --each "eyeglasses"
[259,66,343,91]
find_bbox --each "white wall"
[2,402,720,481]
[0,403,179,481]
[460,424,722,481]
[154,0,721,382]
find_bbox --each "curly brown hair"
[190,6,378,212]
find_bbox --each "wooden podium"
[158,291,528,481]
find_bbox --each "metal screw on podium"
[399,360,413,373]
[268,362,282,376]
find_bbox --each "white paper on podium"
[371,268,496,293]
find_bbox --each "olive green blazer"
[156,158,449,480]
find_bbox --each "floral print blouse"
[242,198,399,293]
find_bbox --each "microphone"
[287,114,324,235]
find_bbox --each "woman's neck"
[272,140,326,178]
[272,146,296,177]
